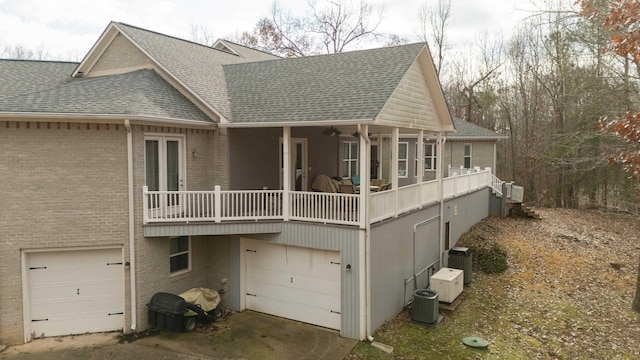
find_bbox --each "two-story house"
[0,22,508,345]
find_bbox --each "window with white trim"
[170,236,191,274]
[425,143,437,171]
[415,142,437,176]
[342,141,358,178]
[464,143,472,168]
[398,142,408,178]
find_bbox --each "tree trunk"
[634,256,640,313]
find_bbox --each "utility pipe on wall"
[357,124,373,340]
[124,119,137,331]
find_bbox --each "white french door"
[145,135,185,212]
[279,138,308,191]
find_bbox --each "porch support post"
[391,127,399,217]
[358,124,370,228]
[417,130,424,208]
[376,133,383,180]
[282,126,291,221]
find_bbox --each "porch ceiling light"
[322,126,342,136]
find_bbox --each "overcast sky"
[0,0,541,61]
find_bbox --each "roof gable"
[376,48,454,132]
[223,43,429,125]
[74,22,281,123]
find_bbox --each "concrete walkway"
[0,311,358,360]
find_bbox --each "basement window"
[170,236,191,275]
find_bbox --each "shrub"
[474,244,508,274]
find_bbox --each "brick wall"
[130,125,231,331]
[0,122,231,343]
[0,121,129,344]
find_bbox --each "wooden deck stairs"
[509,203,541,220]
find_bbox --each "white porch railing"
[290,191,360,225]
[143,168,495,226]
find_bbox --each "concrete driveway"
[0,311,358,360]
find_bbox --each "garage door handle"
[246,293,257,297]
[330,311,341,315]
[108,312,124,316]
[29,266,47,270]
[32,318,49,322]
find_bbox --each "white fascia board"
[219,118,375,128]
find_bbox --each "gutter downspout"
[358,124,374,342]
[437,133,447,268]
[124,119,137,331]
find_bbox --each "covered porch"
[143,124,503,228]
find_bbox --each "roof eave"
[220,118,376,128]
[447,135,509,140]
[0,112,217,129]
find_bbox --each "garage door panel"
[245,239,341,330]
[247,281,340,310]
[27,249,124,338]
[246,293,340,330]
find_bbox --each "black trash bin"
[449,246,472,285]
[147,292,187,332]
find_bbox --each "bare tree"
[2,44,51,60]
[239,0,384,57]
[189,23,217,46]
[417,0,453,76]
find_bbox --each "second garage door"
[244,239,341,330]
[26,248,125,339]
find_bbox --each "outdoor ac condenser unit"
[412,289,439,324]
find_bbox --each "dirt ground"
[348,207,640,359]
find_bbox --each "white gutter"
[357,124,373,341]
[124,119,137,331]
[219,118,375,128]
[0,113,217,129]
[437,133,447,267]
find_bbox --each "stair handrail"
[490,174,504,197]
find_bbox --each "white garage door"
[26,248,124,338]
[244,239,341,330]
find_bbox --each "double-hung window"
[170,236,190,275]
[425,143,436,171]
[398,142,408,178]
[464,143,472,168]
[415,142,437,176]
[342,141,358,178]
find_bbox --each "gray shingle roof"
[450,118,507,139]
[223,43,426,124]
[114,23,278,120]
[0,59,78,99]
[0,68,210,122]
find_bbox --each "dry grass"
[348,208,640,359]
